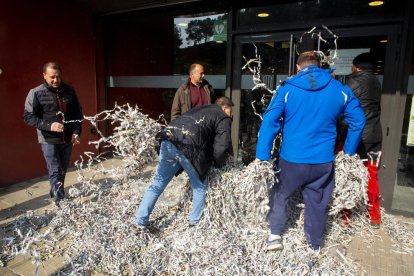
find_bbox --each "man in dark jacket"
[346,52,383,228]
[24,62,83,207]
[170,63,215,121]
[136,96,233,227]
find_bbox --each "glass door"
[232,25,409,214]
[392,51,414,215]
[231,33,295,164]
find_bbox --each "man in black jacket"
[136,96,233,227]
[24,62,83,207]
[346,53,383,227]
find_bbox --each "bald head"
[189,63,205,86]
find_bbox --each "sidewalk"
[1,160,413,275]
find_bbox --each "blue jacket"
[256,65,366,164]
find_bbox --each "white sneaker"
[266,237,284,251]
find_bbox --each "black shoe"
[50,190,54,198]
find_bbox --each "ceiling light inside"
[369,1,384,6]
[257,13,270,18]
[380,39,388,43]
[177,22,188,27]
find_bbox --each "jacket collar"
[43,81,66,93]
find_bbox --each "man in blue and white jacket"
[256,51,366,252]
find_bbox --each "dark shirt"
[190,82,208,108]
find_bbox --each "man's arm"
[171,88,182,121]
[342,87,366,155]
[345,77,362,98]
[23,90,54,131]
[213,117,232,167]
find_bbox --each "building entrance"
[231,25,412,214]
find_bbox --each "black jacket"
[346,70,382,144]
[163,104,232,180]
[24,82,83,144]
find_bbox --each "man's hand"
[72,134,80,146]
[51,122,64,132]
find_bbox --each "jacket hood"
[285,65,332,91]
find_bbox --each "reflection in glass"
[173,13,228,107]
[239,42,290,164]
[393,93,414,214]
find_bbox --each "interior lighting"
[377,60,383,62]
[369,1,384,6]
[380,39,388,43]
[257,13,270,18]
[177,22,188,27]
[216,41,223,43]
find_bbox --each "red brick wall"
[0,0,97,186]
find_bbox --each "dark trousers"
[41,143,73,202]
[268,158,334,248]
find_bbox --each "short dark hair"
[353,53,374,70]
[215,96,234,108]
[42,62,62,73]
[297,51,321,67]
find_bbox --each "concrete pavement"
[1,160,413,275]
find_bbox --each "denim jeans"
[41,142,73,202]
[136,140,208,225]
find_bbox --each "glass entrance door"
[236,39,292,164]
[392,52,414,215]
[232,25,409,214]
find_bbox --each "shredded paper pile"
[2,104,414,275]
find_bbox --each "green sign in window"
[213,19,227,41]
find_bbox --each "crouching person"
[135,97,234,227]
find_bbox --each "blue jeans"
[41,142,73,202]
[135,140,208,225]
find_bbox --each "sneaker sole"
[266,243,284,251]
[370,223,380,229]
